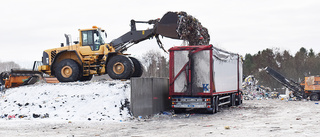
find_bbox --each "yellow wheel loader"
[38,12,196,82]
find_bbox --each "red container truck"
[169,45,243,113]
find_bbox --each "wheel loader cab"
[80,27,107,51]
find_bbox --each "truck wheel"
[129,57,143,77]
[231,94,236,106]
[55,59,80,82]
[107,55,134,79]
[235,94,241,106]
[208,96,218,114]
[310,93,319,101]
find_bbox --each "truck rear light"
[207,105,211,108]
[172,102,177,105]
[172,99,177,101]
[206,103,211,105]
[172,105,175,108]
[168,96,171,99]
[203,98,211,101]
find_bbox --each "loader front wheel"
[107,55,134,79]
[55,59,80,82]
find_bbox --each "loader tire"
[107,55,134,79]
[129,57,143,77]
[79,75,93,81]
[55,59,80,82]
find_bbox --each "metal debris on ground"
[176,11,210,45]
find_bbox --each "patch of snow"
[0,81,132,122]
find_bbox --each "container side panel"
[214,57,238,93]
[192,50,210,94]
[174,51,189,93]
[239,57,243,91]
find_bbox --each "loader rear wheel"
[107,55,134,79]
[129,57,143,77]
[55,59,80,82]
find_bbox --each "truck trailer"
[168,45,243,113]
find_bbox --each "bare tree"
[140,50,168,78]
[0,61,20,72]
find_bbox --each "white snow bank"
[0,81,132,122]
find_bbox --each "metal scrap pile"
[176,11,210,45]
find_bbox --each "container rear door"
[173,50,189,93]
[192,50,211,94]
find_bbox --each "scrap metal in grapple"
[157,11,210,46]
[176,11,210,45]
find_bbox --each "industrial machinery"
[0,70,42,91]
[0,61,59,91]
[265,67,320,101]
[38,11,208,82]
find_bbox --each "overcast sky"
[0,0,319,68]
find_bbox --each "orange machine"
[4,75,32,88]
[0,70,42,90]
[300,76,320,100]
[266,67,320,101]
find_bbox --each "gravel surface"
[1,99,320,137]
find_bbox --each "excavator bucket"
[156,12,180,39]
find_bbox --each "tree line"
[0,61,20,73]
[243,47,320,90]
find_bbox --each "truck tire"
[107,55,134,79]
[54,59,80,82]
[215,96,219,112]
[129,57,143,77]
[208,96,218,114]
[310,93,319,101]
[235,93,242,106]
[231,94,236,106]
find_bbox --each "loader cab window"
[82,30,103,51]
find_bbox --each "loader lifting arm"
[110,19,161,52]
[110,11,210,53]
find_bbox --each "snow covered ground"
[1,81,320,137]
[0,81,131,122]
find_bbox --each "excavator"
[38,11,209,82]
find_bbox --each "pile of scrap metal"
[242,75,272,100]
[176,11,210,45]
